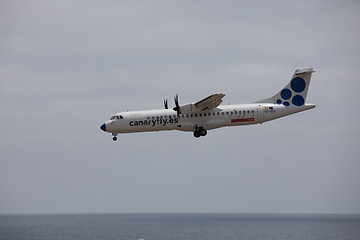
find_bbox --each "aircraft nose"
[100,123,106,132]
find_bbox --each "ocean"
[0,213,359,240]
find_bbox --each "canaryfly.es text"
[129,117,178,127]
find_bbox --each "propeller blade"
[173,94,181,117]
[164,99,168,109]
[174,94,179,107]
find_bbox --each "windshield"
[110,115,123,120]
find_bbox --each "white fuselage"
[102,103,315,134]
[100,68,316,139]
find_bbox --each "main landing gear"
[112,134,118,141]
[193,127,207,138]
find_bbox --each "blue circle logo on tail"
[281,88,292,100]
[292,95,305,106]
[291,77,306,92]
[276,77,306,106]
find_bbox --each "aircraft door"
[257,105,264,123]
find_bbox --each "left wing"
[195,93,225,111]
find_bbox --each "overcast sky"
[1,0,360,214]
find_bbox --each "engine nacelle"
[179,103,199,114]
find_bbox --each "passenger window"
[251,110,254,113]
[186,114,189,118]
[247,110,250,114]
[195,114,198,117]
[199,114,202,117]
[191,114,193,117]
[234,110,237,114]
[226,112,229,115]
[222,112,224,115]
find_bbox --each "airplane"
[100,67,315,140]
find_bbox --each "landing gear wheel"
[113,136,117,141]
[194,127,206,138]
[193,131,201,138]
[200,129,207,136]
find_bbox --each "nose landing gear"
[193,127,207,138]
[112,134,118,141]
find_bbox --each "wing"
[195,93,225,111]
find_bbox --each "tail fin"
[255,67,314,106]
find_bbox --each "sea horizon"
[1,212,359,240]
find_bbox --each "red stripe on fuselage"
[231,118,254,123]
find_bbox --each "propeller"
[173,94,181,117]
[164,99,168,109]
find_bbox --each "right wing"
[194,93,226,111]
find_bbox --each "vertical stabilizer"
[255,67,314,107]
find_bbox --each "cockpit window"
[110,115,123,120]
